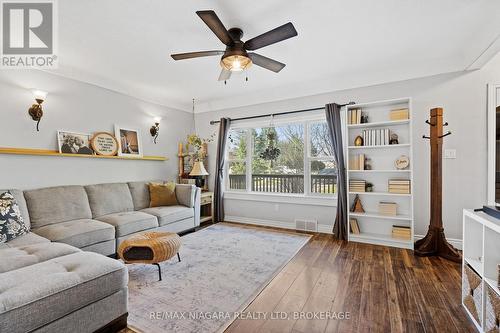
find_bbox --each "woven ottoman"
[118,232,181,281]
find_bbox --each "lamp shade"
[32,89,47,101]
[189,161,209,176]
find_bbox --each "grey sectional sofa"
[0,181,200,333]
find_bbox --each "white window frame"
[225,128,249,192]
[224,113,337,199]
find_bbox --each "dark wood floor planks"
[223,224,476,333]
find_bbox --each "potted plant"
[186,133,215,162]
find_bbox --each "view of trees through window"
[226,120,336,195]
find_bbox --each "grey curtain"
[325,103,347,240]
[214,117,231,222]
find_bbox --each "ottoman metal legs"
[152,252,181,281]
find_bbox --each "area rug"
[127,223,311,333]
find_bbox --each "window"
[252,124,304,193]
[226,118,337,196]
[309,122,337,194]
[226,129,248,190]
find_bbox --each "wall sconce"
[28,90,47,131]
[150,116,161,144]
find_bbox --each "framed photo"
[114,126,143,157]
[57,131,94,155]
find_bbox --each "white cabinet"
[462,209,500,332]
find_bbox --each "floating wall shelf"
[0,147,167,161]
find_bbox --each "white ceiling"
[51,0,500,112]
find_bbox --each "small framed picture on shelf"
[115,126,143,157]
[57,131,94,155]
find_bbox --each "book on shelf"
[388,179,411,185]
[388,179,411,194]
[392,225,411,240]
[349,154,365,170]
[361,128,391,146]
[349,218,360,234]
[348,108,363,125]
[349,179,366,192]
[390,108,409,121]
[379,201,397,216]
[388,184,411,189]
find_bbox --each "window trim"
[224,115,337,198]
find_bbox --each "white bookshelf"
[462,209,500,332]
[347,119,410,129]
[345,98,414,249]
[348,143,410,149]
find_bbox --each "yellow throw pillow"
[149,182,178,207]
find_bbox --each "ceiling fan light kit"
[221,54,252,72]
[171,10,297,82]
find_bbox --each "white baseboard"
[226,216,295,230]
[225,215,333,234]
[226,216,464,250]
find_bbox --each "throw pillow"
[149,182,178,207]
[0,191,29,243]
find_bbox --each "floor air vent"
[295,219,318,232]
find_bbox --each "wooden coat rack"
[414,108,461,262]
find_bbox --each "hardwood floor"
[224,224,475,333]
[124,223,476,333]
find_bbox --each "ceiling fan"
[171,10,298,82]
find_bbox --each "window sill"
[224,191,337,207]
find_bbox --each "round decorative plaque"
[90,132,118,156]
[395,155,410,170]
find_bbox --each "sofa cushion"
[96,211,158,237]
[85,183,134,218]
[0,242,80,273]
[128,180,164,210]
[141,205,194,226]
[149,182,178,207]
[175,184,196,208]
[0,191,29,243]
[24,186,92,228]
[0,231,49,250]
[32,219,115,249]
[128,181,150,211]
[0,252,127,333]
[0,189,30,229]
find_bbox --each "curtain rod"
[209,101,356,125]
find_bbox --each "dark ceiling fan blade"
[218,68,232,81]
[171,51,224,60]
[248,53,286,73]
[244,22,298,51]
[196,10,233,45]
